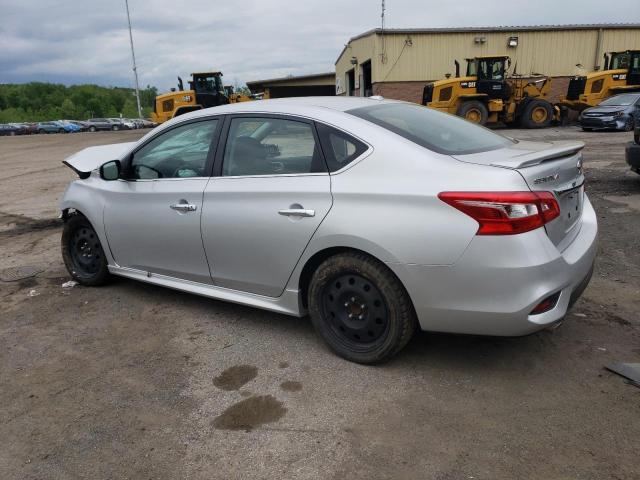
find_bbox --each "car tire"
[112,125,120,131]
[61,214,111,287]
[456,100,488,125]
[58,128,65,133]
[582,127,593,132]
[623,116,635,132]
[89,126,97,132]
[9,131,16,136]
[308,252,417,364]
[38,129,45,134]
[520,99,553,129]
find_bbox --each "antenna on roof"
[380,0,387,64]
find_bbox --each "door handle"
[170,203,198,212]
[278,208,315,217]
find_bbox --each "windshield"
[600,94,639,106]
[610,53,630,70]
[478,58,506,80]
[193,75,223,93]
[348,103,514,155]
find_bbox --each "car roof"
[181,96,402,119]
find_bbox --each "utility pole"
[125,0,143,118]
[380,0,387,64]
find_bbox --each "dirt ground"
[1,128,639,480]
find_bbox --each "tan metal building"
[335,24,640,103]
[247,72,335,98]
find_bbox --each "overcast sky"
[2,0,639,91]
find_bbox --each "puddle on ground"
[212,395,286,431]
[280,381,303,392]
[212,365,258,391]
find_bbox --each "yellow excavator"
[560,50,640,111]
[422,56,557,128]
[151,72,229,124]
[151,72,264,124]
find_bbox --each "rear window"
[347,103,514,155]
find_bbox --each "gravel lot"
[1,128,639,479]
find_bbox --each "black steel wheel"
[308,252,417,364]
[61,214,111,286]
[322,273,390,346]
[623,116,635,132]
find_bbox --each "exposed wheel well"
[298,246,411,311]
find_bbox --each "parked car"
[108,118,131,130]
[85,118,119,132]
[37,121,66,134]
[64,120,90,132]
[18,122,39,135]
[0,124,25,136]
[57,121,82,133]
[625,123,640,174]
[137,118,157,128]
[60,97,597,363]
[580,93,640,131]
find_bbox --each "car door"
[103,117,222,284]
[201,114,332,297]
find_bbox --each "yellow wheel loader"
[560,50,640,111]
[422,56,557,128]
[151,72,230,124]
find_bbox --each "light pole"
[125,0,143,118]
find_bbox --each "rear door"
[201,114,332,297]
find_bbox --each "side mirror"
[100,160,121,181]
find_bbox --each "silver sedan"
[60,97,597,363]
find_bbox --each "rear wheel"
[89,125,97,132]
[38,129,46,134]
[308,252,417,364]
[9,131,16,136]
[58,128,64,133]
[457,100,488,125]
[111,125,120,131]
[61,215,111,286]
[520,100,553,129]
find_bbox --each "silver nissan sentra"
[60,97,597,363]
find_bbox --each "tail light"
[530,292,561,315]
[438,191,560,235]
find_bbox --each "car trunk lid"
[453,140,585,250]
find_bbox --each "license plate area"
[557,184,584,233]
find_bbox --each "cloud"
[1,0,639,90]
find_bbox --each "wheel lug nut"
[358,315,363,320]
[360,304,365,309]
[348,313,353,318]
[344,302,349,307]
[351,297,355,302]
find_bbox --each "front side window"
[348,103,513,155]
[316,123,367,172]
[222,117,324,176]
[129,119,218,179]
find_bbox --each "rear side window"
[316,123,368,172]
[347,103,513,155]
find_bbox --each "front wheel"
[308,252,417,364]
[520,99,553,129]
[111,125,120,131]
[623,116,634,132]
[457,100,488,125]
[61,215,111,286]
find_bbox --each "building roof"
[349,23,640,42]
[246,72,335,87]
[337,23,640,63]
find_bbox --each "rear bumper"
[625,142,640,169]
[392,195,598,336]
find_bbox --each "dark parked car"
[19,122,38,134]
[0,124,25,136]
[626,123,640,175]
[86,118,123,132]
[580,93,640,132]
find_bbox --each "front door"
[104,118,221,283]
[202,115,332,297]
